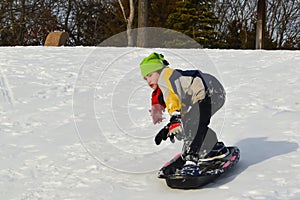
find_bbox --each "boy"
[140,52,229,176]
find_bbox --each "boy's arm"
[155,69,184,145]
[158,68,182,115]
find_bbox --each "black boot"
[198,142,229,162]
[180,153,201,176]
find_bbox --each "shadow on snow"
[204,137,299,188]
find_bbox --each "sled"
[164,146,240,189]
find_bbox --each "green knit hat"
[140,52,169,77]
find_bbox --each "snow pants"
[181,72,226,159]
[181,96,215,158]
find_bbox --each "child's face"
[144,72,160,90]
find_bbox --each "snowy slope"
[0,47,299,200]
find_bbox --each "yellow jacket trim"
[158,68,181,114]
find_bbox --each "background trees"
[0,0,59,45]
[167,0,223,48]
[266,0,300,49]
[215,0,299,49]
[0,0,299,49]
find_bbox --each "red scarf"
[151,87,166,108]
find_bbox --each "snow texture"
[0,47,299,200]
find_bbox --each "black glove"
[154,114,181,145]
[154,125,169,145]
[168,114,182,136]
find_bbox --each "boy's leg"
[197,128,218,158]
[182,97,215,160]
[182,128,217,159]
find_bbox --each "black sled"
[163,146,240,189]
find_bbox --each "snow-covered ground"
[0,47,299,200]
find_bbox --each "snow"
[0,46,299,200]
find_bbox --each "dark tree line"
[0,0,299,49]
[0,0,116,46]
[215,0,300,49]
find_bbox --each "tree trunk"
[256,0,266,49]
[19,0,26,45]
[65,0,72,31]
[137,0,148,47]
[127,0,135,46]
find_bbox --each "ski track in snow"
[0,47,299,200]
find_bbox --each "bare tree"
[267,0,300,48]
[216,0,299,49]
[0,0,58,45]
[215,0,257,48]
[118,0,135,46]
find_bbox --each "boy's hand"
[154,125,176,145]
[149,104,164,124]
[154,112,182,145]
[168,113,182,137]
[154,125,168,145]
